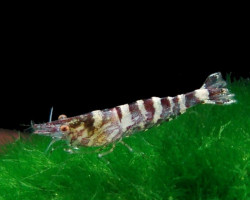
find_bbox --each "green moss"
[0,78,249,200]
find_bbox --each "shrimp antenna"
[49,107,53,122]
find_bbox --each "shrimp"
[33,72,235,155]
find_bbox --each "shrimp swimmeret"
[33,72,236,156]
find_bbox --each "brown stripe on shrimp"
[129,102,143,125]
[115,106,123,122]
[160,97,171,119]
[172,96,180,116]
[143,98,155,122]
[185,91,201,108]
[161,97,176,121]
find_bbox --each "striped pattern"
[185,92,200,107]
[34,72,236,148]
[105,94,197,141]
[65,91,204,147]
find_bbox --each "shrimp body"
[33,72,235,147]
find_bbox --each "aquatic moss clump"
[0,78,249,200]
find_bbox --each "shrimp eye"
[58,114,67,120]
[60,125,69,132]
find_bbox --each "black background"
[0,12,249,131]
